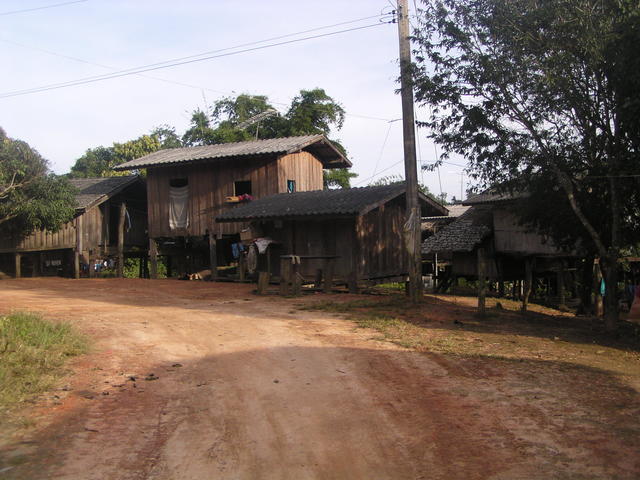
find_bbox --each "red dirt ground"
[0,278,639,479]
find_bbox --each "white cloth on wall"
[169,186,189,229]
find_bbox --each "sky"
[0,0,469,201]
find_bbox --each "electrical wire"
[370,120,398,180]
[0,0,88,16]
[0,28,394,122]
[355,159,404,186]
[0,20,389,99]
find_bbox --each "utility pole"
[396,0,422,301]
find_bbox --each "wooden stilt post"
[208,233,217,281]
[477,247,486,315]
[88,252,95,278]
[74,216,82,279]
[14,252,21,278]
[323,258,334,294]
[280,258,291,296]
[257,271,270,295]
[558,261,566,308]
[292,262,302,296]
[522,257,533,312]
[239,251,246,282]
[117,203,126,278]
[102,200,110,255]
[149,238,158,279]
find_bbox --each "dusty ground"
[0,278,639,479]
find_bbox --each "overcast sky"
[1,0,469,200]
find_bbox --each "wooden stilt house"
[216,183,447,291]
[113,135,351,278]
[422,190,579,309]
[0,176,147,278]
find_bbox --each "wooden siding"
[0,183,148,254]
[452,252,498,278]
[253,218,355,279]
[0,219,76,253]
[492,208,562,256]
[276,151,323,192]
[147,152,325,239]
[358,199,407,279]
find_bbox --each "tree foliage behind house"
[0,128,76,235]
[412,0,640,329]
[182,89,355,188]
[69,88,357,188]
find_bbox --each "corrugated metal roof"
[69,176,141,210]
[422,206,492,253]
[216,183,446,222]
[463,190,527,205]
[113,134,350,171]
[422,204,470,221]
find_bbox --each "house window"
[169,178,189,229]
[170,178,188,188]
[234,180,252,196]
[287,179,296,193]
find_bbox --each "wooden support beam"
[14,252,21,278]
[477,247,487,315]
[348,271,359,294]
[238,251,246,282]
[314,269,323,289]
[292,263,302,296]
[117,203,126,278]
[149,238,158,279]
[74,216,82,279]
[279,258,291,296]
[522,257,534,312]
[102,200,110,255]
[208,234,217,281]
[558,261,566,308]
[88,252,95,278]
[257,271,270,295]
[323,258,334,294]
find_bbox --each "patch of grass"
[0,312,88,417]
[300,294,640,370]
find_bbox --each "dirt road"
[0,278,638,479]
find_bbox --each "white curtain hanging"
[169,185,189,229]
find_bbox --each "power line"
[0,0,88,16]
[355,159,404,186]
[0,21,394,122]
[370,119,400,179]
[0,21,389,99]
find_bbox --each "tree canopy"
[181,88,354,188]
[70,88,357,188]
[0,128,76,235]
[69,129,179,178]
[413,0,640,328]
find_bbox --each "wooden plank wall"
[277,152,323,192]
[358,199,407,279]
[146,151,325,239]
[492,208,561,255]
[258,218,355,279]
[0,218,76,253]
